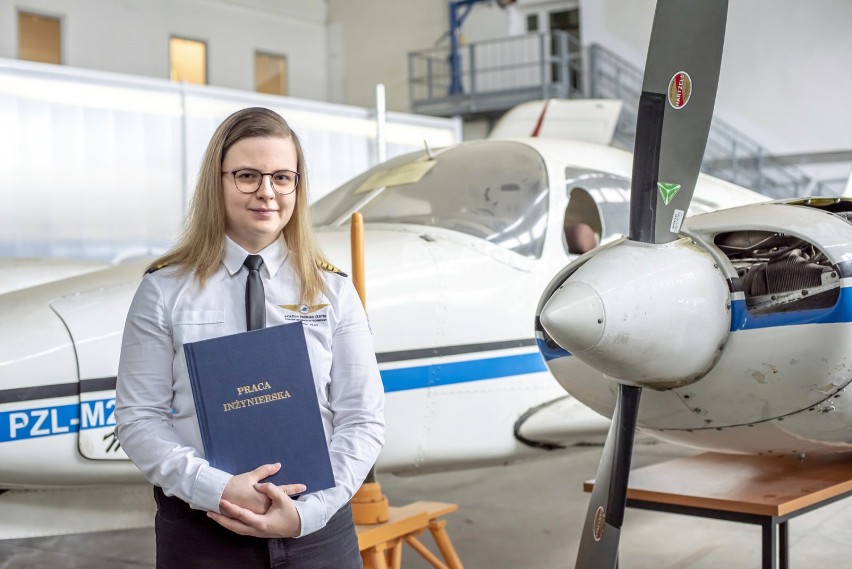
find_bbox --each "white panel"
[0,485,154,539]
[0,58,460,262]
[585,0,852,153]
[0,64,184,261]
[49,274,140,461]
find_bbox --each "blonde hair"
[148,107,327,304]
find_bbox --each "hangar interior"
[2,0,850,260]
[1,1,851,568]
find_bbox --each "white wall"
[3,0,849,156]
[326,0,521,112]
[0,0,329,100]
[460,2,512,43]
[327,0,447,112]
[328,0,851,157]
[580,0,852,154]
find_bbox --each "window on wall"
[526,14,539,32]
[255,52,288,96]
[550,8,582,92]
[549,9,581,39]
[169,37,207,85]
[18,11,61,64]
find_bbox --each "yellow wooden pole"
[351,212,367,309]
[350,211,390,525]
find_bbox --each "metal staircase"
[408,34,836,198]
[587,44,830,198]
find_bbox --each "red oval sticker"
[668,71,692,109]
[593,506,606,541]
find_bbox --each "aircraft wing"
[0,258,109,295]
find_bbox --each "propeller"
[540,1,729,567]
[630,0,728,246]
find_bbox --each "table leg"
[405,535,449,569]
[429,519,464,569]
[779,521,789,569]
[363,548,387,569]
[762,520,777,569]
[390,538,403,569]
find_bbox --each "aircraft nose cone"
[538,240,731,388]
[540,282,604,353]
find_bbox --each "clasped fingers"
[209,484,302,538]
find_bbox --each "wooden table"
[584,452,852,569]
[356,501,463,569]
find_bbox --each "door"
[549,8,582,94]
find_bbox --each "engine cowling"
[540,238,730,389]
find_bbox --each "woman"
[116,107,384,568]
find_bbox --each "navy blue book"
[183,321,335,492]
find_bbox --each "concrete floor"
[1,441,850,568]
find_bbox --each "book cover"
[183,321,335,492]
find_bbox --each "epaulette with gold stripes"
[146,262,170,274]
[316,260,347,277]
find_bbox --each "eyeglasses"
[222,168,299,195]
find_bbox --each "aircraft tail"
[488,99,623,145]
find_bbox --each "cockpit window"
[563,169,631,245]
[312,141,550,258]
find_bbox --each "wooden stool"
[356,501,463,569]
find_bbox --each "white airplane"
[0,98,766,539]
[536,1,852,567]
[538,196,852,456]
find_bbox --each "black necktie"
[243,255,266,331]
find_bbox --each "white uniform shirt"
[115,236,385,537]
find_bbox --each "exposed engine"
[715,230,840,314]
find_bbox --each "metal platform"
[409,31,582,119]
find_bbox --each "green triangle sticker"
[658,182,681,206]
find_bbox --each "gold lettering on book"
[236,381,273,396]
[222,390,292,412]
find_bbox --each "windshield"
[312,141,549,258]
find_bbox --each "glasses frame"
[222,168,300,195]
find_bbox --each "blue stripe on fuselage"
[536,338,572,361]
[380,352,548,393]
[730,286,852,330]
[537,286,852,362]
[0,398,115,443]
[9,285,851,445]
[0,355,551,443]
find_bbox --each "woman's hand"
[221,463,303,515]
[208,480,304,538]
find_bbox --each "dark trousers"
[153,487,362,569]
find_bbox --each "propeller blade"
[629,0,729,244]
[575,2,730,567]
[575,384,641,569]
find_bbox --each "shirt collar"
[223,235,289,278]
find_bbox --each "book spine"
[183,344,213,461]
